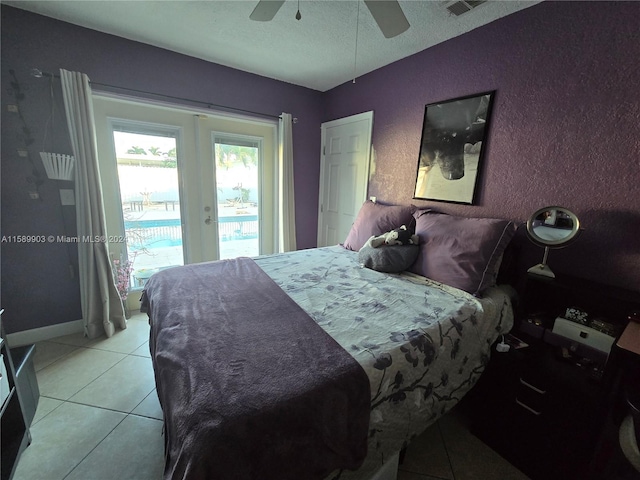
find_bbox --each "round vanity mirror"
[526,206,581,248]
[526,206,581,278]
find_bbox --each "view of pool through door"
[112,129,185,288]
[214,135,261,260]
[93,95,278,294]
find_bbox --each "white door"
[93,95,277,292]
[93,98,195,282]
[317,111,373,247]
[196,120,277,261]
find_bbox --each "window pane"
[214,139,260,259]
[113,130,184,289]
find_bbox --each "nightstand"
[461,273,640,480]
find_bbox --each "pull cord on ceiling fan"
[249,0,410,39]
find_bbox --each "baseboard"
[6,319,84,347]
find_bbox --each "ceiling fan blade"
[363,0,410,39]
[249,0,285,22]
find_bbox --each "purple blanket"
[141,257,370,480]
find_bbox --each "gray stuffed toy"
[358,225,420,273]
[365,225,419,248]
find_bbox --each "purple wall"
[2,2,639,335]
[323,1,640,293]
[1,5,322,333]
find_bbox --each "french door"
[92,95,277,290]
[109,124,186,288]
[212,134,262,260]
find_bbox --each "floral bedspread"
[255,246,513,479]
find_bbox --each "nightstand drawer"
[518,376,547,395]
[515,377,548,416]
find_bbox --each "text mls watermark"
[2,235,126,244]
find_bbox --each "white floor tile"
[36,347,126,400]
[32,341,79,372]
[400,421,454,479]
[128,311,147,321]
[48,331,97,348]
[12,402,125,480]
[89,316,151,354]
[132,390,163,420]
[31,396,64,425]
[131,341,151,358]
[438,410,530,480]
[69,355,156,413]
[64,415,164,480]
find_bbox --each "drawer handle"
[519,378,546,394]
[515,398,542,416]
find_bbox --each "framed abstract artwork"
[413,91,495,204]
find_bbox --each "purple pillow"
[342,201,416,251]
[409,211,517,295]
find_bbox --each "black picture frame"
[413,91,495,205]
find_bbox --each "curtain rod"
[31,68,296,123]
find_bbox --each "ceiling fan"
[249,0,410,39]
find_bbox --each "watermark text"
[2,235,126,244]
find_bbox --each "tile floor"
[13,312,529,480]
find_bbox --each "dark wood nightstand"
[460,273,640,480]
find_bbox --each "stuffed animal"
[364,225,419,249]
[384,225,419,246]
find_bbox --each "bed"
[141,202,517,480]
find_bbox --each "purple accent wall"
[323,1,640,293]
[2,2,639,335]
[1,5,322,333]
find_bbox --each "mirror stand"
[528,246,555,278]
[526,206,580,279]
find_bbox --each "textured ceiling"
[3,0,540,91]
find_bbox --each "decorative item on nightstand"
[550,303,621,354]
[525,206,581,278]
[551,317,616,354]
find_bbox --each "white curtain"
[60,69,126,339]
[278,113,297,252]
